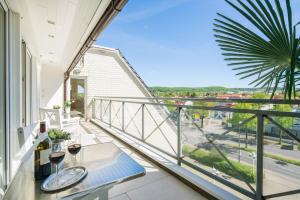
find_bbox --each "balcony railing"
[91,96,300,200]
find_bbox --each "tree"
[252,92,269,99]
[271,104,294,144]
[214,0,300,100]
[230,103,256,130]
[252,93,270,110]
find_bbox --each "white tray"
[41,166,88,192]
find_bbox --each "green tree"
[214,0,300,100]
[189,101,216,119]
[251,93,270,110]
[230,103,256,130]
[272,104,294,144]
[252,93,269,99]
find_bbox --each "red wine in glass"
[49,152,65,164]
[68,144,81,155]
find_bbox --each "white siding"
[76,47,178,157]
[85,51,147,99]
[40,65,64,108]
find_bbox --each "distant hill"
[149,86,264,95]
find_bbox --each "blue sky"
[96,0,300,88]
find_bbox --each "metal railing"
[91,96,300,200]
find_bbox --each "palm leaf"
[214,0,300,100]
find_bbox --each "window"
[0,2,7,193]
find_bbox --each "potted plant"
[48,129,70,151]
[64,101,72,118]
[53,105,61,110]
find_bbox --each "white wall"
[31,57,41,122]
[8,11,42,180]
[72,47,178,157]
[8,10,22,180]
[40,65,64,108]
[85,52,147,98]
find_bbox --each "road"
[181,120,300,181]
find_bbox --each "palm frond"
[214,0,300,100]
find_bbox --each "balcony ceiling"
[7,0,111,69]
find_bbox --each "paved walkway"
[77,121,207,200]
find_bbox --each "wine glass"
[67,132,81,166]
[49,139,66,186]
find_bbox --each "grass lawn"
[227,144,300,167]
[183,144,255,183]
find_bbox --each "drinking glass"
[68,132,81,166]
[49,139,66,186]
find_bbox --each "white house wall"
[73,47,178,157]
[7,11,41,180]
[40,65,64,108]
[31,57,41,122]
[85,50,147,99]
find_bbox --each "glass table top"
[3,143,146,200]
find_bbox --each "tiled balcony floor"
[77,120,207,200]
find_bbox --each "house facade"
[68,46,178,157]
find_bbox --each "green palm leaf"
[214,0,300,100]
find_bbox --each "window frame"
[0,0,9,192]
[21,41,33,126]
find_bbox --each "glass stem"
[56,164,58,186]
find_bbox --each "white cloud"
[119,0,194,22]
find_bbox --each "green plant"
[183,145,255,183]
[271,104,294,144]
[64,101,72,108]
[298,144,300,151]
[53,105,61,109]
[48,129,70,141]
[214,0,300,100]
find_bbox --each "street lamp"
[249,152,256,175]
[238,121,242,162]
[200,114,205,128]
[245,129,248,148]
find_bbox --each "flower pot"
[65,107,71,119]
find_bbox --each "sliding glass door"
[0,3,6,192]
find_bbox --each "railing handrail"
[93,96,300,105]
[93,97,300,118]
[91,96,300,199]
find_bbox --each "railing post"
[177,107,182,166]
[256,114,264,200]
[122,102,125,131]
[109,100,112,127]
[142,104,145,141]
[92,99,95,119]
[100,99,103,121]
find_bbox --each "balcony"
[88,97,300,200]
[1,0,300,199]
[78,120,207,200]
